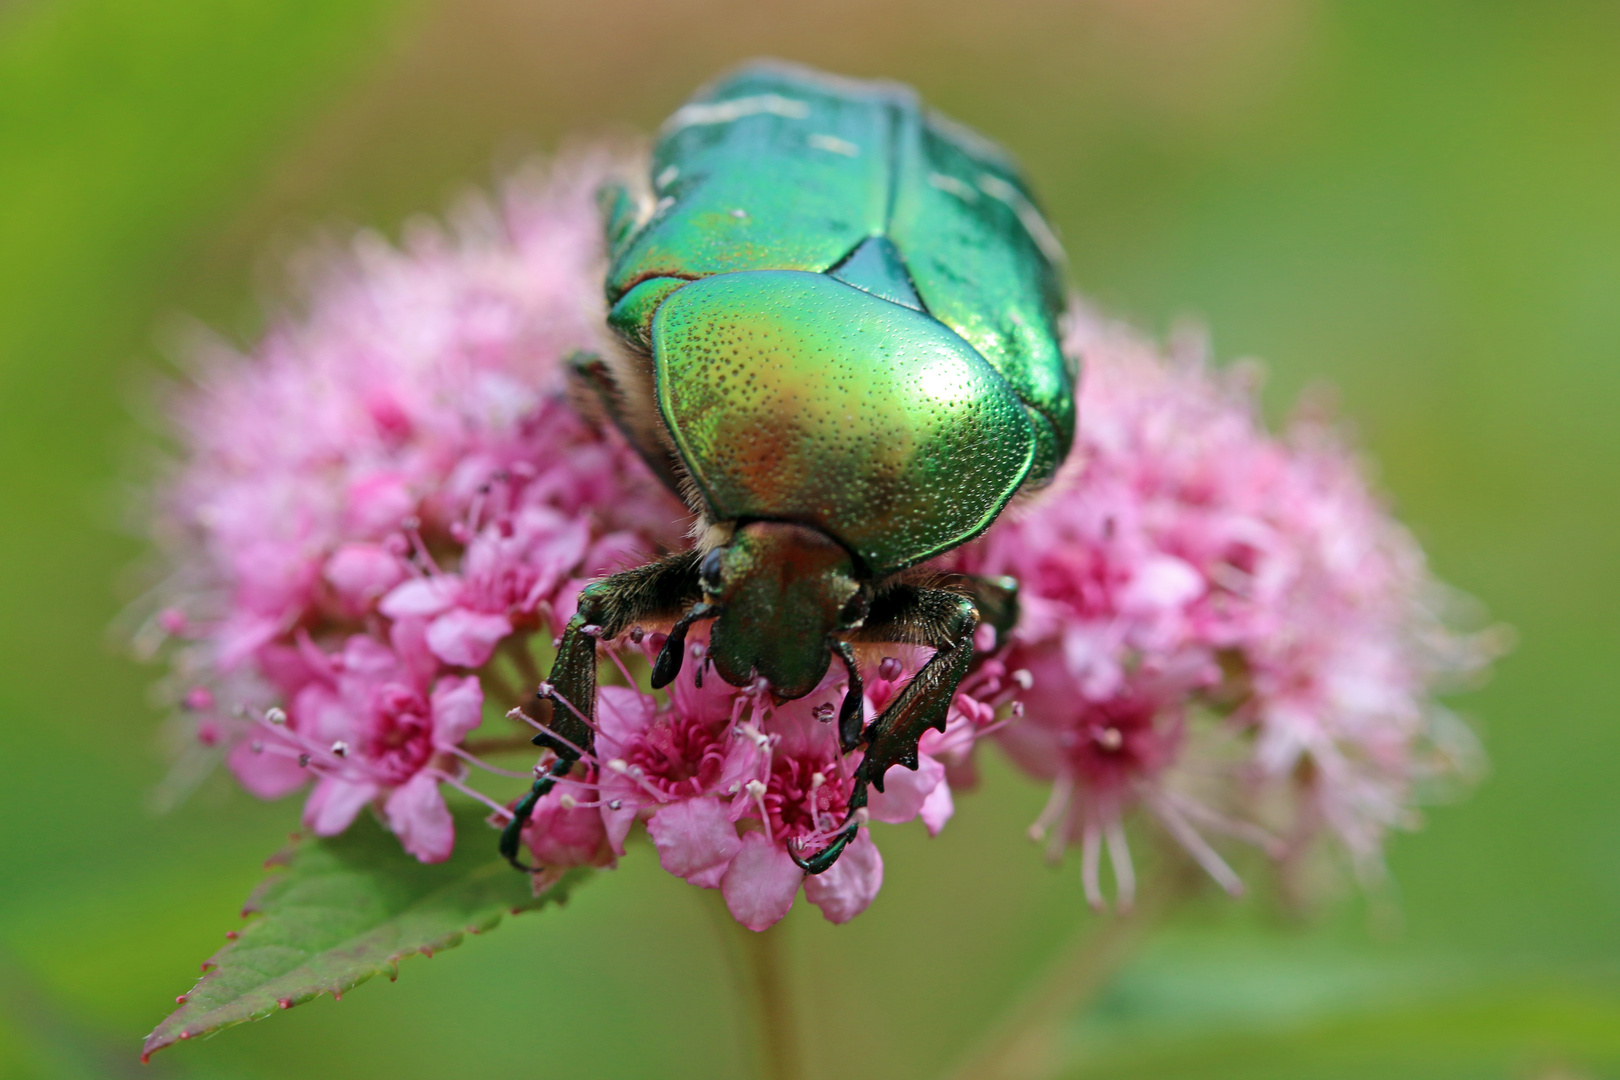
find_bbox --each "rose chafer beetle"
[502,60,1075,874]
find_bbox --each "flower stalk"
[705,890,804,1080]
[736,919,804,1080]
[943,866,1189,1080]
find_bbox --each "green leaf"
[142,811,590,1061]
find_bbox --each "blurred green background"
[1,1,1616,1077]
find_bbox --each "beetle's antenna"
[651,602,720,688]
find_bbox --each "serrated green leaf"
[142,810,589,1060]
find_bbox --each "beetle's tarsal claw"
[791,828,854,875]
[790,779,869,874]
[651,627,687,688]
[651,602,718,688]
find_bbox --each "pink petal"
[647,797,742,889]
[215,613,282,671]
[669,644,747,725]
[867,753,946,825]
[254,642,324,700]
[718,733,770,806]
[803,830,884,924]
[340,633,399,679]
[344,471,414,536]
[389,616,438,686]
[384,772,455,863]
[593,768,655,855]
[431,674,485,745]
[919,777,955,836]
[525,790,611,868]
[584,530,648,576]
[226,737,309,799]
[292,682,356,747]
[324,543,407,610]
[303,775,378,836]
[1120,553,1203,613]
[601,795,640,857]
[425,608,513,668]
[379,576,460,619]
[596,685,656,747]
[720,830,802,931]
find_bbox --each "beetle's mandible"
[502,59,1076,875]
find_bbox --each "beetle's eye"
[700,548,724,591]
[838,591,869,629]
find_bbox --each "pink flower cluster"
[945,313,1494,906]
[147,157,688,863]
[516,636,997,929]
[142,155,1492,927]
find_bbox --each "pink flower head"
[949,310,1497,905]
[136,141,1495,913]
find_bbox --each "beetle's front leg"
[791,587,979,875]
[500,550,705,870]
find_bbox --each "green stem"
[504,633,544,688]
[705,892,805,1080]
[461,734,536,756]
[479,661,524,712]
[941,871,1186,1080]
[738,920,804,1080]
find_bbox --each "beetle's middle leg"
[790,585,981,874]
[500,549,706,870]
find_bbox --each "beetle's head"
[700,521,867,700]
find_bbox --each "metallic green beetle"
[502,59,1074,874]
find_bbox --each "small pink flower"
[522,775,615,869]
[594,681,738,864]
[380,507,594,668]
[233,624,484,863]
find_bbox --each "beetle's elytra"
[503,60,1076,875]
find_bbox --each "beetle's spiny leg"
[531,683,598,740]
[787,589,980,875]
[856,591,979,793]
